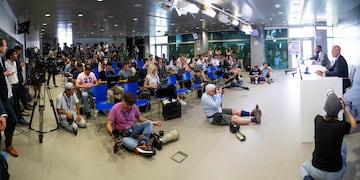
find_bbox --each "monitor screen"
[192,33,199,40]
[251,28,260,37]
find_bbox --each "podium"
[299,67,343,143]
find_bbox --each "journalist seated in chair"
[106,93,161,156]
[201,84,262,125]
[75,65,98,119]
[64,58,77,82]
[118,61,134,83]
[144,64,187,105]
[56,83,87,135]
[98,61,124,103]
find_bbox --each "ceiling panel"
[6,0,360,41]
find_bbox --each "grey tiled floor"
[5,71,360,180]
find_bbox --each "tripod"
[28,82,59,143]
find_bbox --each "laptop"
[127,76,139,83]
[106,76,120,86]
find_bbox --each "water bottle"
[255,77,258,84]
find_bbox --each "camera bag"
[162,101,181,120]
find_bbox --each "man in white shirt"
[5,49,28,125]
[56,82,86,135]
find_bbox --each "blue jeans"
[300,142,347,180]
[122,121,153,151]
[81,88,93,113]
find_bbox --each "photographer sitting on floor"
[201,84,262,125]
[56,82,86,135]
[106,93,161,157]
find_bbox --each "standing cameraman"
[201,84,261,125]
[46,50,58,88]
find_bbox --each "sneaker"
[251,105,262,124]
[134,144,155,157]
[242,86,249,90]
[179,99,187,106]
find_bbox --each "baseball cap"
[65,82,75,90]
[324,89,342,117]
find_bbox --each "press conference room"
[0,0,360,179]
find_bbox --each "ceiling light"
[231,19,239,26]
[133,18,138,21]
[274,4,281,8]
[91,32,94,34]
[97,0,103,2]
[41,28,45,31]
[100,28,104,31]
[132,30,136,32]
[171,23,175,25]
[186,3,199,14]
[78,13,84,17]
[217,12,230,24]
[202,7,216,18]
[278,12,283,15]
[43,23,47,26]
[134,3,141,7]
[199,18,204,22]
[45,13,51,17]
[114,24,118,27]
[196,26,199,29]
[119,32,123,35]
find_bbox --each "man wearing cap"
[56,82,87,135]
[300,90,357,180]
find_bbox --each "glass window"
[264,29,288,39]
[288,27,314,38]
[265,39,288,69]
[208,31,249,41]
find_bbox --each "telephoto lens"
[160,129,179,144]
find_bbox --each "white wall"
[0,0,24,44]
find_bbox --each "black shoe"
[72,127,78,136]
[54,85,59,87]
[85,112,91,120]
[24,105,33,110]
[21,111,30,116]
[19,118,29,125]
[242,87,249,90]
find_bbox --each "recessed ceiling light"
[83,34,87,37]
[171,23,175,26]
[43,23,47,26]
[41,28,45,31]
[103,19,107,22]
[119,32,123,35]
[68,23,72,25]
[108,16,114,19]
[45,13,51,17]
[134,3,141,7]
[205,28,208,31]
[269,17,273,21]
[114,24,118,27]
[132,30,136,32]
[185,31,188,33]
[91,32,94,34]
[274,4,281,8]
[100,28,104,31]
[97,0,103,2]
[175,29,178,32]
[133,18,138,21]
[278,12,283,15]
[199,18,204,22]
[78,13,84,17]
[196,26,199,29]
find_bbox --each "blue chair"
[182,71,202,89]
[112,61,119,69]
[168,75,188,94]
[122,82,151,108]
[92,68,99,79]
[92,84,115,110]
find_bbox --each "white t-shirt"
[146,74,160,87]
[5,60,19,85]
[56,92,79,112]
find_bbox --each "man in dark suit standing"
[315,45,349,93]
[0,38,19,157]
